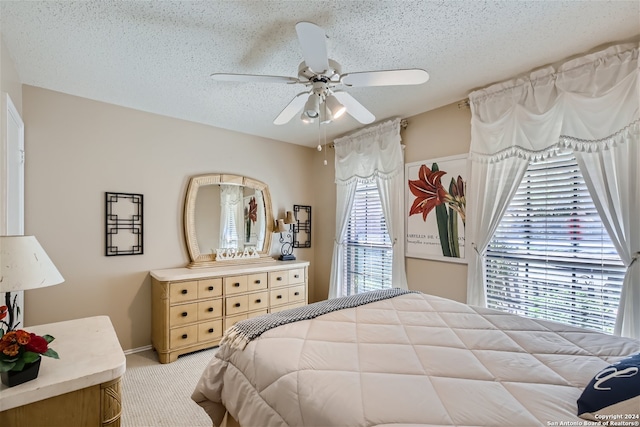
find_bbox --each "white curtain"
[574,130,640,338]
[466,43,639,338]
[328,118,408,298]
[219,184,242,249]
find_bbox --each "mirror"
[184,174,274,268]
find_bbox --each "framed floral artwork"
[405,154,468,263]
[243,195,258,246]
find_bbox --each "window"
[485,149,625,334]
[342,180,393,296]
[221,206,238,249]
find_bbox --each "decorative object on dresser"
[0,329,58,387]
[292,204,311,248]
[183,173,274,268]
[0,236,65,333]
[105,192,144,256]
[150,260,309,363]
[0,316,125,427]
[274,210,296,261]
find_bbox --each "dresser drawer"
[198,278,222,299]
[198,319,223,342]
[247,291,269,311]
[170,325,198,348]
[169,302,198,326]
[270,288,289,306]
[197,298,223,321]
[247,273,268,291]
[269,271,289,288]
[225,313,247,330]
[288,269,305,284]
[270,301,305,313]
[226,294,249,316]
[224,275,248,295]
[288,285,306,303]
[170,281,198,303]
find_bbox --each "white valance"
[334,118,403,183]
[469,44,638,161]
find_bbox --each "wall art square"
[405,154,468,263]
[105,192,143,256]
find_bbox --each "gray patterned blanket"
[220,288,416,350]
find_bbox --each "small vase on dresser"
[150,260,309,363]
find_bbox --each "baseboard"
[124,345,153,355]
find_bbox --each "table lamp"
[274,211,296,261]
[0,235,64,331]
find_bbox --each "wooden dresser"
[150,260,309,363]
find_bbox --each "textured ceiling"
[1,1,638,147]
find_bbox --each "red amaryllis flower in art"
[248,197,257,223]
[0,306,7,321]
[408,164,449,221]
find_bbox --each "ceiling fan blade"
[333,91,375,124]
[211,73,299,84]
[295,22,330,74]
[274,92,310,125]
[341,69,429,87]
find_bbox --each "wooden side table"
[0,316,126,426]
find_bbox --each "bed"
[192,289,640,427]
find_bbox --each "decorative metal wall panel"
[292,205,311,248]
[105,192,143,256]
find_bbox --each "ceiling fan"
[211,22,429,126]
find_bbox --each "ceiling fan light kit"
[211,22,429,127]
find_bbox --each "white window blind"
[342,180,393,296]
[486,149,625,334]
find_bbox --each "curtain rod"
[327,118,408,149]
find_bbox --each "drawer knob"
[294,292,300,296]
[181,289,188,295]
[181,312,188,317]
[294,274,299,278]
[207,286,214,291]
[181,334,188,339]
[233,282,240,287]
[276,295,282,299]
[207,307,214,312]
[277,277,283,281]
[255,299,261,303]
[234,303,241,307]
[255,279,261,284]
[208,328,214,333]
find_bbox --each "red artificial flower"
[25,333,49,354]
[408,164,449,221]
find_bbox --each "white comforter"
[192,292,639,427]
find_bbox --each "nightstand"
[0,316,126,426]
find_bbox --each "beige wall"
[403,104,471,302]
[1,36,22,112]
[22,85,316,351]
[312,103,472,303]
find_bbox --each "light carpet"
[121,348,217,427]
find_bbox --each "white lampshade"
[0,235,64,292]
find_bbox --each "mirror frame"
[184,173,274,268]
